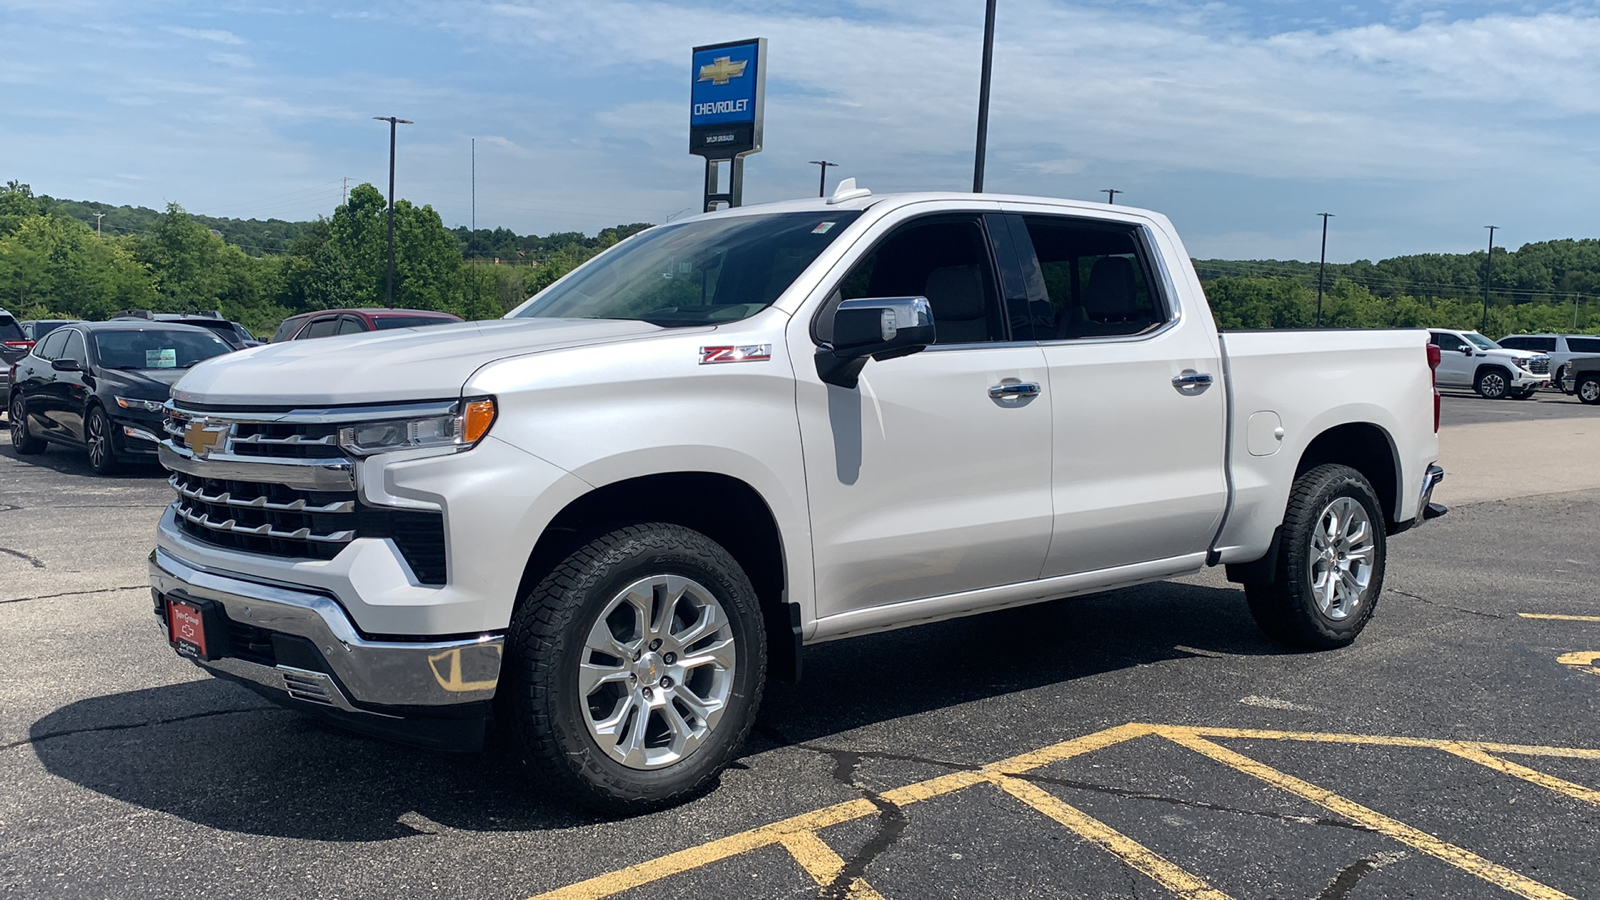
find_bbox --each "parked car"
[1561,356,1600,404]
[8,322,233,473]
[0,308,31,410]
[149,187,1446,812]
[1498,333,1600,394]
[113,311,259,349]
[270,308,464,342]
[1426,329,1550,399]
[21,319,81,341]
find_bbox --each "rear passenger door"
[1009,211,1228,577]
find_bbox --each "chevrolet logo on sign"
[697,56,747,85]
[184,419,228,458]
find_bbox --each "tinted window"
[1512,337,1557,352]
[298,317,341,339]
[62,330,86,363]
[336,317,366,335]
[92,329,231,369]
[373,316,455,330]
[1430,332,1464,352]
[36,330,69,360]
[833,216,1003,345]
[1566,337,1600,353]
[1499,337,1528,349]
[1019,216,1168,339]
[0,316,22,342]
[515,212,861,326]
[30,321,72,341]
[273,317,307,342]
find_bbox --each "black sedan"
[8,321,233,474]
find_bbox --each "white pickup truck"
[148,186,1446,811]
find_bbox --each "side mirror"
[1459,345,1474,355]
[816,296,936,388]
[51,358,82,372]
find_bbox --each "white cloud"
[163,25,246,44]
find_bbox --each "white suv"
[1427,330,1550,399]
[1498,333,1600,394]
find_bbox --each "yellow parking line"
[1441,744,1600,807]
[1163,729,1577,900]
[1519,613,1600,622]
[1556,651,1600,677]
[1170,724,1600,760]
[776,830,887,899]
[990,774,1234,900]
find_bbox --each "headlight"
[115,396,166,413]
[337,397,497,456]
[1511,357,1530,370]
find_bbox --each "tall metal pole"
[972,0,997,192]
[373,116,413,309]
[1481,225,1497,332]
[471,138,476,236]
[807,160,839,197]
[1102,189,1122,204]
[1316,212,1334,327]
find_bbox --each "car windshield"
[1465,333,1500,350]
[374,315,455,330]
[93,329,232,369]
[511,211,862,326]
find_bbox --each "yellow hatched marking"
[777,830,887,899]
[1163,729,1578,900]
[1441,744,1600,808]
[1520,613,1600,622]
[1170,724,1600,760]
[1556,651,1600,677]
[990,774,1234,900]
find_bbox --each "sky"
[2,0,1597,261]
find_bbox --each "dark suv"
[271,308,463,342]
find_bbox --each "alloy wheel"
[1307,497,1375,621]
[88,412,108,469]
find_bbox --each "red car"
[270,308,464,342]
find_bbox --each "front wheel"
[1578,376,1600,406]
[85,406,121,475]
[9,395,46,454]
[1245,464,1386,650]
[1474,368,1510,399]
[503,523,767,813]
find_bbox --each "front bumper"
[1508,368,1550,388]
[150,547,503,749]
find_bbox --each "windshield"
[93,329,232,369]
[512,211,862,326]
[1465,333,1500,350]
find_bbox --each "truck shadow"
[28,581,1282,841]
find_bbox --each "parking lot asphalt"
[3,393,1598,900]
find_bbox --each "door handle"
[1171,371,1213,387]
[989,382,1042,399]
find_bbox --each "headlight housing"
[1511,357,1531,371]
[115,396,166,413]
[337,397,497,456]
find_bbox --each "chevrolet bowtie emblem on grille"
[697,56,747,86]
[184,420,227,458]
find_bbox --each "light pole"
[808,160,839,197]
[1316,213,1334,327]
[1102,189,1122,205]
[1481,225,1497,332]
[373,116,413,309]
[972,0,997,192]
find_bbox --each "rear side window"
[35,330,69,360]
[374,316,455,330]
[1513,337,1557,352]
[298,317,341,339]
[336,317,366,335]
[1019,216,1169,339]
[1567,337,1600,353]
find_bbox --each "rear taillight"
[2,340,33,352]
[1427,343,1442,432]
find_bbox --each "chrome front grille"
[170,471,358,555]
[1529,357,1550,375]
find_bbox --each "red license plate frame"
[167,598,208,659]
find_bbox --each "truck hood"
[171,318,674,407]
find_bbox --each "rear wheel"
[1245,464,1386,650]
[85,406,121,475]
[1474,367,1510,399]
[9,395,45,455]
[503,523,767,813]
[1578,376,1600,406]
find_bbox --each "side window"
[297,317,341,339]
[1532,337,1558,352]
[1430,332,1464,352]
[272,318,304,342]
[1020,216,1169,339]
[833,216,1004,345]
[62,330,86,363]
[336,316,366,335]
[1499,337,1528,350]
[36,330,69,360]
[1567,337,1600,353]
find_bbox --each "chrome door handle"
[1171,372,1213,387]
[989,382,1042,399]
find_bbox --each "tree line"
[4,178,1597,337]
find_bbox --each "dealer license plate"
[167,598,208,659]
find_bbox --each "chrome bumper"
[1419,464,1447,522]
[149,548,503,713]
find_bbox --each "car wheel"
[503,523,767,812]
[1474,367,1510,399]
[1553,366,1567,394]
[1578,376,1600,406]
[85,405,121,475]
[9,395,46,455]
[1245,464,1386,650]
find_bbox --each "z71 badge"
[700,345,772,364]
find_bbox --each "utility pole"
[342,176,349,205]
[1316,213,1334,327]
[92,212,105,235]
[471,138,476,236]
[373,116,413,309]
[807,160,839,197]
[972,0,997,192]
[1481,225,1497,332]
[1102,189,1122,205]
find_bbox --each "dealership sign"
[690,38,765,160]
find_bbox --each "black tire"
[1245,464,1386,650]
[1510,387,1537,400]
[1578,375,1600,406]
[1553,366,1568,394]
[1473,367,1511,399]
[9,394,46,455]
[503,523,767,813]
[85,405,121,475]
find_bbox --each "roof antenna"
[827,177,871,205]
